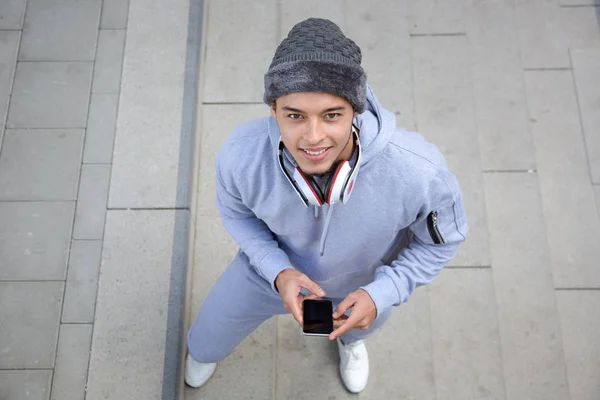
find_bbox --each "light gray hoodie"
[214,86,468,317]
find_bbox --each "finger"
[333,315,349,329]
[329,315,359,340]
[300,276,325,297]
[296,294,306,317]
[288,295,303,326]
[296,291,323,313]
[332,295,356,319]
[302,293,321,301]
[298,293,320,315]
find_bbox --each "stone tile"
[190,105,267,310]
[0,0,27,29]
[92,30,125,94]
[0,31,19,100]
[514,0,570,69]
[203,0,277,103]
[281,288,434,400]
[561,6,600,50]
[51,324,93,400]
[345,0,415,131]
[0,202,74,280]
[101,0,130,29]
[360,288,435,399]
[190,209,237,312]
[572,48,600,184]
[62,240,102,323]
[446,172,491,266]
[7,62,93,128]
[560,0,599,4]
[0,370,52,400]
[86,210,180,400]
[0,129,84,200]
[73,165,110,239]
[0,96,6,152]
[275,314,346,399]
[407,0,465,34]
[484,172,570,400]
[189,105,269,397]
[196,104,267,195]
[428,269,506,399]
[0,31,20,147]
[411,35,490,267]
[525,70,600,287]
[20,0,101,61]
[557,290,600,400]
[185,318,276,400]
[280,0,345,42]
[83,94,119,164]
[465,0,536,171]
[0,282,64,368]
[108,0,189,208]
[199,104,267,175]
[595,186,600,219]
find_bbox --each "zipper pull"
[427,211,445,244]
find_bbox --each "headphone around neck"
[278,125,362,207]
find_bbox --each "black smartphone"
[302,299,334,337]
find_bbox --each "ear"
[270,103,277,118]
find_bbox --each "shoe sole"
[340,372,367,394]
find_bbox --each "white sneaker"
[184,354,217,388]
[336,338,369,393]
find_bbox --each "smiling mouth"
[302,148,329,156]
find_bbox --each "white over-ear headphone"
[278,125,362,207]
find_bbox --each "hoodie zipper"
[427,211,445,244]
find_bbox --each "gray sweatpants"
[187,252,392,363]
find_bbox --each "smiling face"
[271,92,357,175]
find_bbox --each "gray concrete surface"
[1,0,599,399]
[187,1,600,400]
[0,0,128,399]
[86,210,185,400]
[107,0,190,209]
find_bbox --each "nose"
[304,120,326,144]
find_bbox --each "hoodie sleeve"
[360,169,468,318]
[215,144,295,293]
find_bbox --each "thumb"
[333,296,355,319]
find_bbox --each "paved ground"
[187,1,600,400]
[0,0,128,399]
[0,0,599,399]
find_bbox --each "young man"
[186,18,468,393]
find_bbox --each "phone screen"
[302,299,334,336]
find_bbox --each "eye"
[325,113,341,120]
[288,113,303,120]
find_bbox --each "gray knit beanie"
[264,18,367,113]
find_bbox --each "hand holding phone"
[302,299,334,337]
[275,269,326,326]
[329,289,376,340]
